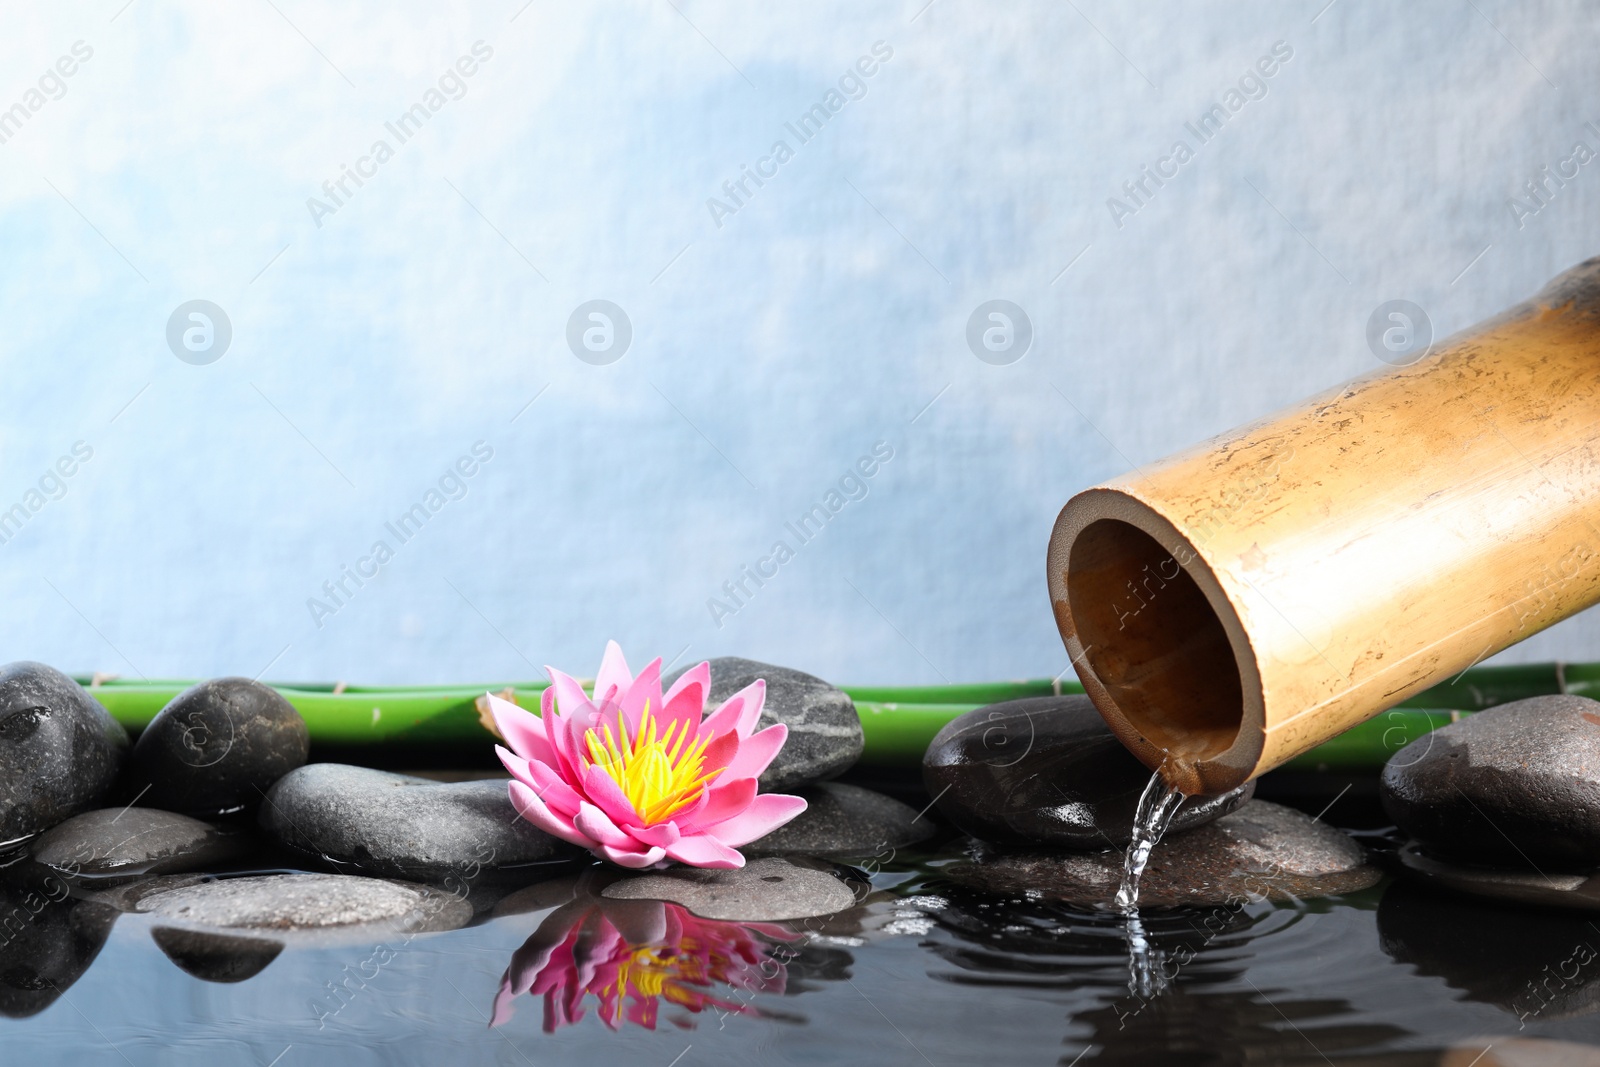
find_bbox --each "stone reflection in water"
[1379,881,1600,1024]
[151,926,284,984]
[0,868,118,1017]
[491,874,804,1032]
[1066,986,1409,1067]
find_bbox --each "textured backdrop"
[0,0,1596,685]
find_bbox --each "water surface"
[6,833,1599,1065]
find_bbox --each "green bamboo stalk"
[78,663,1563,769]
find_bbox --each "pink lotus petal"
[695,729,742,778]
[631,820,681,848]
[664,834,745,869]
[679,777,757,833]
[620,656,664,731]
[582,763,644,828]
[662,661,709,718]
[509,780,590,848]
[487,693,558,766]
[696,792,808,847]
[593,640,634,703]
[497,745,583,816]
[541,694,584,784]
[722,723,787,781]
[701,679,766,739]
[663,789,708,826]
[600,843,667,868]
[658,687,706,748]
[512,753,585,817]
[496,743,532,781]
[574,801,635,849]
[546,667,595,719]
[490,978,518,1027]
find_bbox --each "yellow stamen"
[583,700,722,824]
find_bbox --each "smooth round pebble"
[923,696,1253,849]
[137,873,470,934]
[259,764,575,879]
[1381,695,1600,870]
[31,808,246,880]
[944,800,1379,908]
[664,657,862,791]
[602,857,856,921]
[0,662,128,848]
[125,678,308,818]
[747,782,934,857]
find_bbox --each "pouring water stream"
[1116,764,1186,998]
[1115,767,1184,915]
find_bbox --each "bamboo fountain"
[1048,256,1600,796]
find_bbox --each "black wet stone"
[923,696,1254,850]
[602,856,857,921]
[259,764,577,880]
[664,657,863,791]
[0,871,119,1018]
[1380,695,1600,871]
[30,808,246,882]
[124,677,309,818]
[943,800,1379,908]
[0,661,129,848]
[151,926,283,983]
[136,873,471,934]
[747,782,934,857]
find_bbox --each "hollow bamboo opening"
[1065,519,1244,767]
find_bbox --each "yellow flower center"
[618,946,670,998]
[601,940,733,1014]
[584,701,722,824]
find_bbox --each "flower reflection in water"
[491,891,799,1032]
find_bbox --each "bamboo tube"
[1047,256,1600,795]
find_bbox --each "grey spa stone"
[1381,695,1600,871]
[30,807,246,881]
[923,696,1253,850]
[0,662,128,849]
[747,782,934,857]
[259,763,576,879]
[136,873,471,934]
[602,857,857,921]
[124,677,309,818]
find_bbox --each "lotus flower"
[489,889,797,1031]
[487,642,808,869]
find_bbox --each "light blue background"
[1,0,1597,687]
